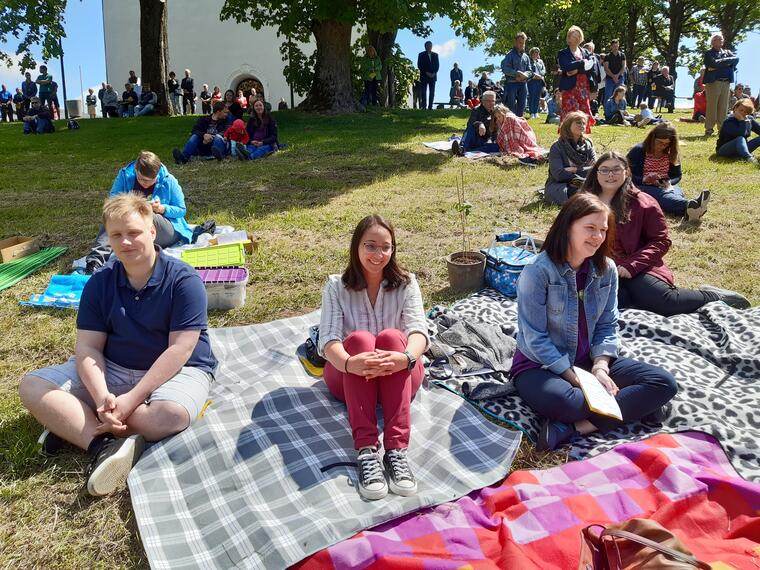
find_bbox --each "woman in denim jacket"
[512,193,677,450]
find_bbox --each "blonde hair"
[102,192,154,228]
[559,111,588,140]
[567,26,584,44]
[135,151,161,178]
[613,85,627,99]
[735,99,754,114]
[492,103,509,119]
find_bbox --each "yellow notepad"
[574,366,623,420]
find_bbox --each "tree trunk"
[368,28,397,107]
[718,2,739,49]
[300,19,357,112]
[139,0,169,115]
[624,5,640,61]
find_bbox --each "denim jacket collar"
[558,259,602,280]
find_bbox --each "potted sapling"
[446,169,486,292]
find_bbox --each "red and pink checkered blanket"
[297,431,760,569]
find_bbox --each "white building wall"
[102,0,312,106]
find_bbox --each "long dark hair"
[342,215,410,291]
[542,193,615,274]
[580,151,636,224]
[249,99,271,128]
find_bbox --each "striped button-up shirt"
[318,274,429,355]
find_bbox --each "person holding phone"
[626,122,710,221]
[512,192,678,451]
[318,215,428,499]
[84,151,192,274]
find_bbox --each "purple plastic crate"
[195,267,248,284]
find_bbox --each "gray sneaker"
[699,285,751,309]
[383,448,417,496]
[356,447,387,500]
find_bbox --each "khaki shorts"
[30,356,213,421]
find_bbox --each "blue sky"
[1,4,759,105]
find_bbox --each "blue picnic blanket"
[20,274,91,309]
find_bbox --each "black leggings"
[618,272,718,317]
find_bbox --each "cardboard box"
[0,236,40,263]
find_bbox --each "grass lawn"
[1,108,759,568]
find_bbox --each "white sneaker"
[357,447,387,500]
[383,448,417,496]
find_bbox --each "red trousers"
[323,329,424,450]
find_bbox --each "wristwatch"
[403,350,417,371]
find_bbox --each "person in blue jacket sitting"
[604,86,635,125]
[512,192,677,451]
[716,99,760,163]
[84,151,193,273]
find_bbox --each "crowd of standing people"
[413,29,752,144]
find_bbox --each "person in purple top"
[511,193,677,451]
[244,99,279,160]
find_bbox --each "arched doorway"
[234,77,264,100]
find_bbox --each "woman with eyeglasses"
[583,151,750,315]
[513,193,677,451]
[626,122,709,221]
[317,215,428,500]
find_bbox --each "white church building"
[102,0,314,106]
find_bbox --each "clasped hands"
[347,350,406,379]
[95,391,141,435]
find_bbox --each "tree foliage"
[221,0,486,111]
[351,35,416,108]
[0,0,67,71]
[703,0,760,50]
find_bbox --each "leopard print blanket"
[431,289,760,481]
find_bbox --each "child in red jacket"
[223,119,250,159]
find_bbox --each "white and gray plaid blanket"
[128,311,521,569]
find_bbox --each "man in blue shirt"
[21,71,37,111]
[501,32,533,117]
[0,84,13,122]
[19,192,217,496]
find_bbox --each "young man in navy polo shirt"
[19,193,217,496]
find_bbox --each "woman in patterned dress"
[557,25,595,133]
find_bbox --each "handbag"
[578,519,713,570]
[480,232,538,298]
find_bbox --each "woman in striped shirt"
[626,123,709,221]
[318,215,428,500]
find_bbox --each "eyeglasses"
[363,242,394,255]
[598,167,625,176]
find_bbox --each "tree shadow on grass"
[2,109,463,253]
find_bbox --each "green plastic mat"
[0,247,68,291]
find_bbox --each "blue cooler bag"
[481,232,538,297]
